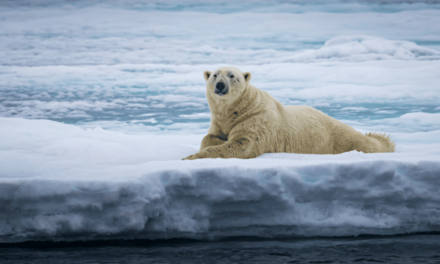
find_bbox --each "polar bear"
[183,67,394,160]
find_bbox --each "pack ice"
[1,118,440,242]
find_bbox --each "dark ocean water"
[1,234,440,264]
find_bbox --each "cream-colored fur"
[183,67,395,160]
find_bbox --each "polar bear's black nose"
[216,82,226,91]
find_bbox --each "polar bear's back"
[281,105,394,154]
[280,105,335,154]
[283,105,346,132]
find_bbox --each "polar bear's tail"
[365,132,395,153]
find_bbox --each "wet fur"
[184,67,395,160]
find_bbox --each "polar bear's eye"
[230,75,234,78]
[214,74,217,78]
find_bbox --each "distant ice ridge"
[2,1,440,67]
[281,36,440,63]
[3,0,440,14]
[1,118,440,242]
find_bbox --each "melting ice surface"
[1,0,440,242]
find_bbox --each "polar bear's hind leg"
[365,132,395,153]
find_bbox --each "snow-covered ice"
[1,0,440,242]
[1,117,440,242]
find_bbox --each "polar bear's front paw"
[182,153,204,160]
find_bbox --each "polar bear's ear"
[204,71,212,81]
[243,72,252,82]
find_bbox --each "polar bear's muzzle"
[215,82,229,96]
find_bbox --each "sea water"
[1,235,440,263]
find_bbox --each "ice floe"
[1,118,440,242]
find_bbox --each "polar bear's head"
[203,67,251,102]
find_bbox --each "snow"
[1,118,440,242]
[1,0,440,242]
